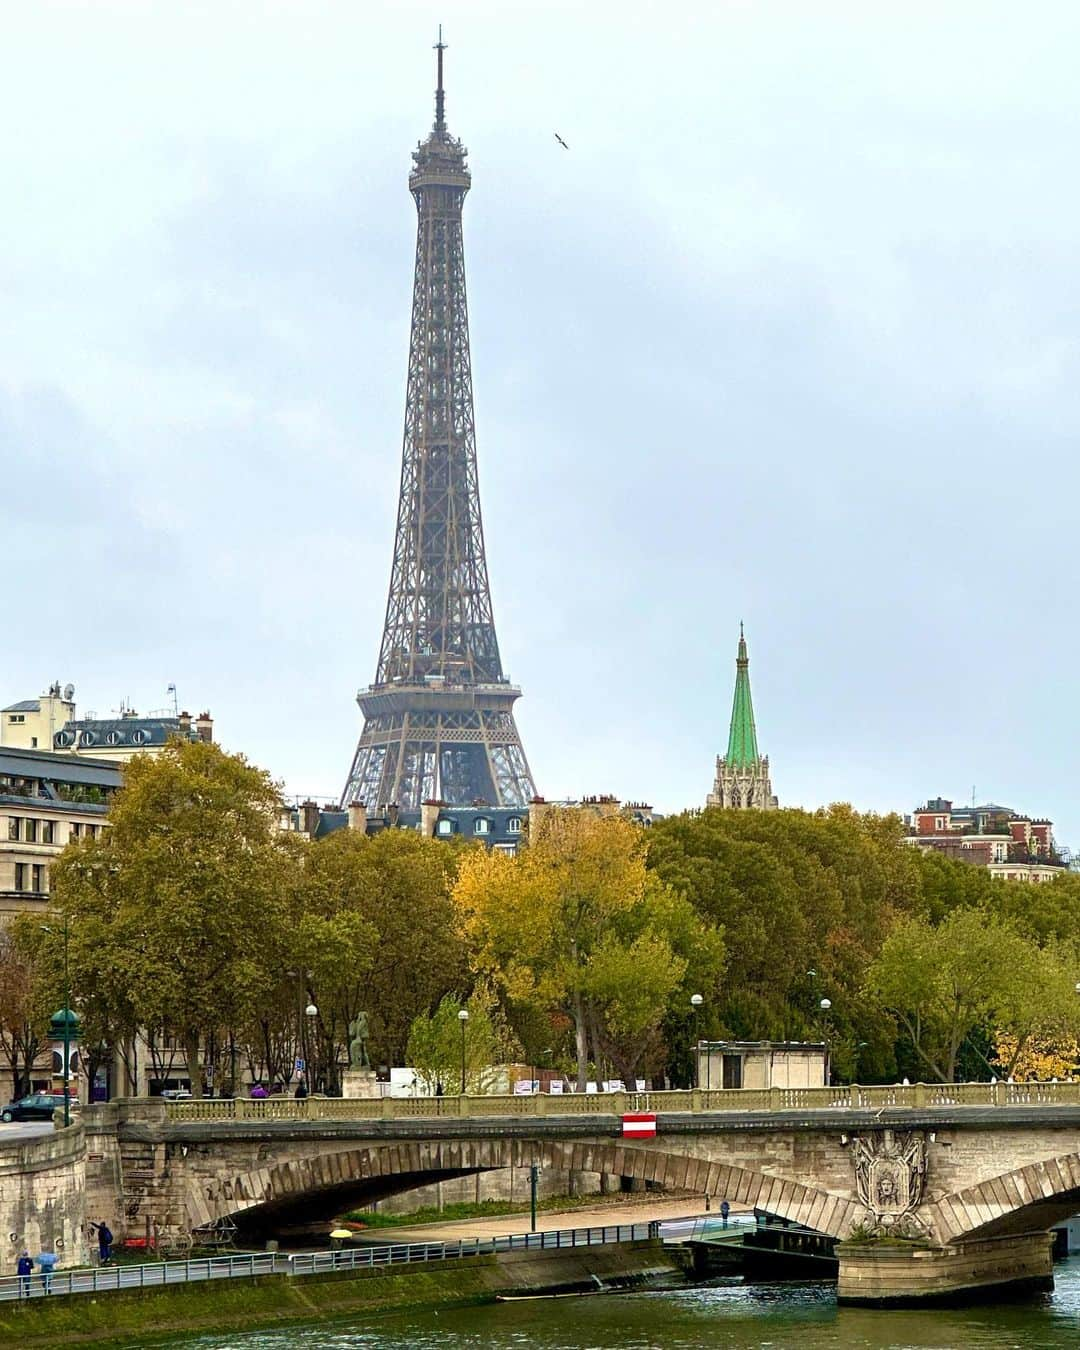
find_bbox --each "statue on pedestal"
[348,1012,371,1070]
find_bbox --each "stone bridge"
[80,1086,1080,1305]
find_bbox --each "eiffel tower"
[341,36,536,812]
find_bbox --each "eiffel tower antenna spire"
[434,25,447,133]
[341,39,535,814]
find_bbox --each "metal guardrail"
[164,1079,1080,1124]
[0,1222,654,1303]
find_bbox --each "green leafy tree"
[865,907,1080,1081]
[406,990,509,1094]
[295,828,469,1078]
[646,805,960,1077]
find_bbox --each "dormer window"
[474,818,489,836]
[507,817,522,834]
[436,819,453,836]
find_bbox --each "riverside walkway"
[359,1196,747,1245]
[0,1220,655,1302]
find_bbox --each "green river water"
[140,1258,1080,1349]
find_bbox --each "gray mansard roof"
[0,746,121,811]
[54,716,188,752]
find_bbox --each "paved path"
[354,1196,750,1244]
[0,1222,655,1303]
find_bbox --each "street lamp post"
[42,918,72,1128]
[690,994,703,1090]
[819,998,832,1086]
[458,1009,469,1095]
[304,1003,318,1092]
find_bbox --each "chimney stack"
[301,800,320,837]
[347,801,368,834]
[195,711,213,744]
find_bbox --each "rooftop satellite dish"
[63,684,75,701]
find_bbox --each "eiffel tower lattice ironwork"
[341,35,536,813]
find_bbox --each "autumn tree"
[52,740,296,1097]
[456,808,724,1090]
[0,923,53,1098]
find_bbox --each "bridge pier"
[836,1232,1054,1306]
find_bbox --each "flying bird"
[554,133,569,150]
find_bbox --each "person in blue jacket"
[16,1251,33,1297]
[37,1248,58,1293]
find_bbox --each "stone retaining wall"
[0,1123,87,1267]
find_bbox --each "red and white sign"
[621,1112,656,1139]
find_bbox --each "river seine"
[150,1257,1080,1349]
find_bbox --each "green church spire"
[725,622,761,769]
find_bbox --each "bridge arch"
[195,1138,864,1239]
[926,1151,1080,1242]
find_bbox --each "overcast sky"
[3,2,1079,842]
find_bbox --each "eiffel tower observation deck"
[341,36,536,813]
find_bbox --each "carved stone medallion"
[850,1129,927,1235]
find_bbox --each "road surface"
[0,1121,53,1144]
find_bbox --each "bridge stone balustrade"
[76,1087,1080,1305]
[162,1078,1080,1123]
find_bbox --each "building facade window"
[7,713,25,725]
[14,863,27,892]
[474,818,490,835]
[41,820,55,844]
[32,864,44,892]
[436,819,453,836]
[507,817,522,834]
[70,823,81,840]
[24,819,37,843]
[7,817,19,842]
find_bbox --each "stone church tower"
[707,626,778,811]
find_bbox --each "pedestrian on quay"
[17,1251,33,1298]
[37,1249,58,1293]
[294,1078,309,1099]
[250,1083,268,1100]
[92,1220,114,1265]
[720,1199,730,1230]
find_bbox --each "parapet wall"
[0,1122,88,1266]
